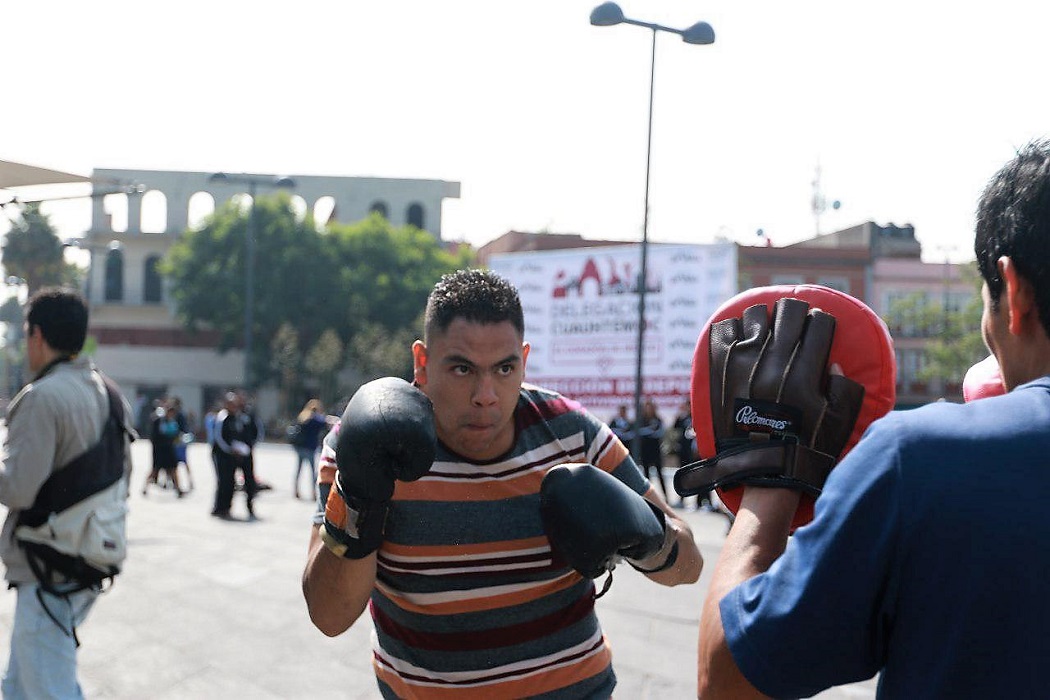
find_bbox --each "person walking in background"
[144,403,185,497]
[170,396,194,492]
[608,404,634,445]
[637,398,670,503]
[212,393,257,521]
[291,399,334,500]
[0,288,135,698]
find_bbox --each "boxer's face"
[413,319,529,461]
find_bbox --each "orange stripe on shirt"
[395,470,547,502]
[373,636,612,700]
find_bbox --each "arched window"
[187,191,216,230]
[103,193,128,233]
[141,190,167,233]
[144,255,163,303]
[104,248,124,302]
[290,195,308,222]
[313,196,336,229]
[407,202,425,229]
[369,200,389,219]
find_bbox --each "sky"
[5,1,1050,263]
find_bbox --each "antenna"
[811,162,841,236]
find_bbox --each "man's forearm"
[698,487,799,698]
[302,527,378,637]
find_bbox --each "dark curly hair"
[423,269,524,341]
[975,140,1050,335]
[25,286,88,355]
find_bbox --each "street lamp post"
[208,173,296,389]
[590,2,714,455]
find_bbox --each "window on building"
[314,196,336,229]
[141,190,167,234]
[188,191,215,229]
[896,348,927,389]
[407,202,425,229]
[771,274,804,286]
[817,276,850,293]
[884,290,930,338]
[105,248,124,302]
[103,193,128,233]
[289,195,308,222]
[369,201,389,219]
[144,255,163,303]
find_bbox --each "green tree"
[160,193,340,385]
[2,203,80,293]
[162,203,469,394]
[884,266,986,391]
[305,328,344,407]
[348,320,417,382]
[327,213,466,337]
[271,322,301,418]
[919,270,987,385]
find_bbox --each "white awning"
[0,159,90,189]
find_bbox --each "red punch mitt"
[963,355,1005,402]
[674,285,896,531]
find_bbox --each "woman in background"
[291,399,333,500]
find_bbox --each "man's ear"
[1000,256,1037,336]
[412,340,428,386]
[522,342,530,368]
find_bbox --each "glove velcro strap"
[673,442,834,498]
[627,516,681,575]
[321,491,389,560]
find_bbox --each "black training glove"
[321,377,436,559]
[540,464,677,583]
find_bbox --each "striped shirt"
[317,383,649,699]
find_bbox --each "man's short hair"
[423,269,524,340]
[976,139,1050,335]
[25,287,88,355]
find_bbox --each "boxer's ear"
[999,257,1036,337]
[412,341,428,387]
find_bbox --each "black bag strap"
[17,370,133,528]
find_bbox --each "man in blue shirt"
[698,140,1050,698]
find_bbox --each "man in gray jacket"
[0,287,133,699]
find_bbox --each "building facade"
[480,221,979,408]
[81,167,460,430]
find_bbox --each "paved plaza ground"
[0,440,878,698]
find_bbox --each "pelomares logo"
[732,399,800,438]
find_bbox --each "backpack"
[286,422,306,447]
[14,373,133,595]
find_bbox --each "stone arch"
[314,196,336,229]
[103,192,129,233]
[104,248,124,301]
[143,254,163,303]
[289,195,308,222]
[407,202,425,230]
[187,191,215,230]
[369,200,389,219]
[141,190,167,233]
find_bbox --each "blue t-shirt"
[721,377,1050,699]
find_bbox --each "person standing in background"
[291,399,335,500]
[637,398,670,504]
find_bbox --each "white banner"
[489,243,737,419]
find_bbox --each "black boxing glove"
[540,464,678,583]
[320,377,436,559]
